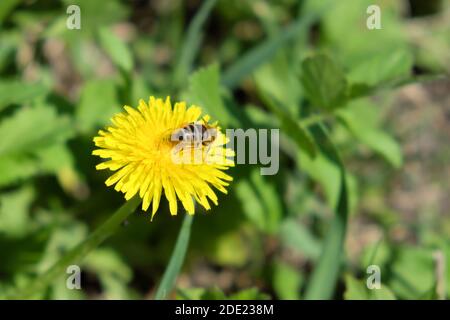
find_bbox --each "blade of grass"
[221,13,319,89]
[154,214,194,300]
[10,196,141,299]
[304,124,349,300]
[173,0,218,88]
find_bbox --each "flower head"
[93,96,234,219]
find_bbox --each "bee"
[170,121,217,147]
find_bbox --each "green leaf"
[36,220,88,299]
[176,287,206,300]
[0,80,49,111]
[84,248,133,299]
[0,185,35,237]
[337,99,403,168]
[243,105,277,128]
[76,79,120,132]
[371,286,396,300]
[347,49,413,87]
[298,149,341,206]
[235,168,282,234]
[222,12,320,89]
[298,144,358,211]
[300,54,347,110]
[344,274,369,300]
[0,105,72,158]
[36,220,88,274]
[0,228,51,284]
[0,104,74,186]
[279,218,321,260]
[35,144,74,173]
[253,50,302,115]
[49,274,85,300]
[388,246,435,299]
[0,0,20,24]
[200,287,227,300]
[0,35,15,73]
[98,27,133,73]
[154,214,194,300]
[344,274,396,300]
[0,155,41,187]
[317,0,408,67]
[212,232,248,267]
[228,287,270,300]
[360,240,392,271]
[188,63,237,127]
[273,261,303,299]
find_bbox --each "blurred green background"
[0,0,449,299]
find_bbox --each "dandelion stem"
[154,214,194,300]
[11,196,141,299]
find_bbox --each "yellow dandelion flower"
[93,96,235,219]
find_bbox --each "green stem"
[12,196,141,299]
[304,124,349,300]
[304,173,348,299]
[154,214,194,300]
